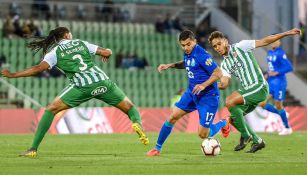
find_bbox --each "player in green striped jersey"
[208,28,301,153]
[1,27,149,157]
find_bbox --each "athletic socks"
[155,121,174,151]
[229,106,251,138]
[278,109,290,128]
[264,104,290,128]
[127,106,141,124]
[264,103,278,114]
[31,110,55,150]
[209,119,227,137]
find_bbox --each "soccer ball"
[201,138,221,156]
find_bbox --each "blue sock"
[155,121,174,151]
[278,109,290,128]
[209,119,227,137]
[264,104,278,114]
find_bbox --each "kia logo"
[91,86,108,96]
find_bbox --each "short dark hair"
[208,31,226,44]
[179,30,195,41]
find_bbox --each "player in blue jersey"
[259,39,293,135]
[146,30,230,156]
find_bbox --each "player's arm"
[268,51,293,77]
[157,60,184,73]
[96,47,112,62]
[218,76,230,90]
[255,28,301,48]
[1,61,50,78]
[192,67,223,95]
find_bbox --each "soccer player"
[146,30,230,156]
[208,28,301,153]
[259,39,293,135]
[0,27,149,157]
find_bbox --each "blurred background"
[0,0,306,134]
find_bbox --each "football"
[201,138,221,156]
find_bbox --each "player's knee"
[259,101,266,108]
[275,103,283,110]
[168,115,180,124]
[46,104,59,115]
[225,99,234,109]
[168,118,178,124]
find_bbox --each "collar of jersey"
[58,39,70,45]
[223,45,233,59]
[270,47,282,52]
[185,44,198,58]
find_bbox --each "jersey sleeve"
[221,61,231,78]
[42,49,57,69]
[82,41,99,55]
[197,52,218,74]
[277,50,293,74]
[235,40,256,52]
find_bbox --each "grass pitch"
[1,132,307,175]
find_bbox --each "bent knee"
[225,100,235,109]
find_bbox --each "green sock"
[127,106,141,124]
[229,106,250,138]
[245,122,262,143]
[31,110,55,150]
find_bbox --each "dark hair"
[27,27,70,55]
[208,31,226,44]
[179,30,195,41]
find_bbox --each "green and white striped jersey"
[220,40,266,90]
[43,39,109,87]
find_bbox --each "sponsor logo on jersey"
[205,58,213,66]
[91,86,108,96]
[187,59,191,66]
[191,58,196,66]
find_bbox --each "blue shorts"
[268,81,286,101]
[175,90,219,128]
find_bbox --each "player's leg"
[147,91,194,156]
[147,106,188,156]
[261,86,279,114]
[115,97,149,145]
[94,80,148,145]
[266,84,291,134]
[275,100,292,135]
[225,91,252,149]
[197,96,227,138]
[20,84,85,157]
[240,86,268,153]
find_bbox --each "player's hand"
[286,28,301,36]
[101,56,110,63]
[268,71,279,77]
[192,84,207,95]
[157,64,173,73]
[1,69,15,78]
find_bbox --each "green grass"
[1,132,307,175]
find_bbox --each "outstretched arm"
[157,60,185,73]
[192,67,223,95]
[1,61,50,78]
[255,28,301,48]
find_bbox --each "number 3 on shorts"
[73,54,88,71]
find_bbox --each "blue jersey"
[266,47,293,101]
[267,47,293,84]
[183,44,219,96]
